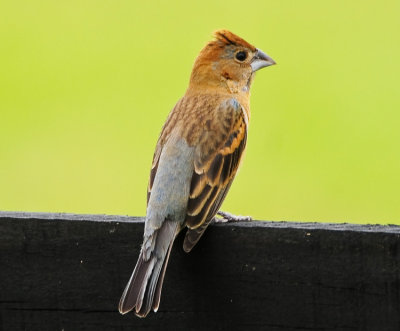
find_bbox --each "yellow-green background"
[1,1,399,224]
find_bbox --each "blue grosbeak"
[119,30,275,317]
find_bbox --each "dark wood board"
[1,212,400,330]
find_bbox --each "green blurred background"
[1,1,399,224]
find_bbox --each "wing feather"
[185,100,247,229]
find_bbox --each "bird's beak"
[251,48,276,72]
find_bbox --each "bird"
[118,29,275,317]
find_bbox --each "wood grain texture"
[1,211,400,330]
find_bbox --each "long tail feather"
[118,221,179,317]
[153,241,174,312]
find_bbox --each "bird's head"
[188,30,275,94]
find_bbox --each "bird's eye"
[235,51,247,62]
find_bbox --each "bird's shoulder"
[155,93,245,148]
[178,94,245,144]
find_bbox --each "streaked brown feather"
[187,184,213,215]
[184,100,247,230]
[186,185,220,226]
[207,154,224,185]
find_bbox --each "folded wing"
[183,98,247,252]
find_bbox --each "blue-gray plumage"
[146,136,195,234]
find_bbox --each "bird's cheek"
[211,62,219,72]
[226,80,240,94]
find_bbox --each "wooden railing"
[1,211,400,330]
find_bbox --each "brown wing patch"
[187,184,213,215]
[185,104,247,229]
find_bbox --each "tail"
[118,221,179,317]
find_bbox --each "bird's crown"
[213,30,256,51]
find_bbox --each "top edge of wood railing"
[1,210,400,234]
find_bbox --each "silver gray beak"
[251,48,276,72]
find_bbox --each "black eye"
[235,51,247,62]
